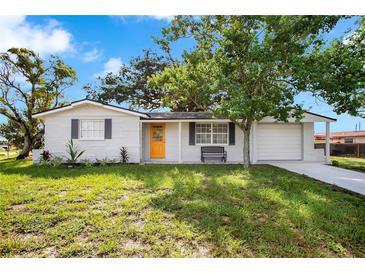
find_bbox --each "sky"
[0,15,364,133]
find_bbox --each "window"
[80,120,104,140]
[196,123,228,145]
[344,138,353,144]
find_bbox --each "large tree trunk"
[16,135,32,160]
[242,126,251,168]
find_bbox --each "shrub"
[332,160,339,167]
[50,156,63,167]
[66,139,85,164]
[96,157,111,166]
[38,159,51,166]
[40,150,52,161]
[81,159,93,167]
[120,147,129,163]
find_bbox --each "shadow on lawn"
[1,160,365,257]
[144,166,365,257]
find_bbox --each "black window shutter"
[229,122,235,145]
[71,119,79,139]
[189,122,195,145]
[105,119,112,139]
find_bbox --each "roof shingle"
[143,112,226,120]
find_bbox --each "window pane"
[196,123,211,133]
[152,126,163,141]
[213,133,227,144]
[196,133,211,144]
[213,123,227,133]
[80,120,104,139]
[212,123,228,144]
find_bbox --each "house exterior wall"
[142,123,179,162]
[142,122,244,163]
[41,104,141,163]
[34,102,324,164]
[316,136,365,144]
[251,122,324,163]
[302,122,325,161]
[181,122,244,163]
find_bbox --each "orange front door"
[150,124,165,158]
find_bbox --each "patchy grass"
[0,159,364,258]
[0,150,19,160]
[332,156,365,173]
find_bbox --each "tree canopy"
[148,50,221,111]
[85,50,170,110]
[151,16,365,167]
[0,48,77,159]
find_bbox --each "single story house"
[315,131,365,144]
[32,99,336,164]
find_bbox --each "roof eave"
[33,99,149,118]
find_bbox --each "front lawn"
[332,156,365,173]
[0,160,364,258]
[0,150,18,160]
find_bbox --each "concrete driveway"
[263,161,365,196]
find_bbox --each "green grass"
[0,150,19,160]
[0,159,364,258]
[332,156,365,173]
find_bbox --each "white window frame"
[195,122,229,145]
[79,119,105,140]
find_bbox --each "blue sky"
[0,15,364,133]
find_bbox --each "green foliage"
[153,16,364,167]
[50,156,63,167]
[332,160,339,167]
[149,50,220,111]
[1,160,365,257]
[38,159,51,167]
[0,48,77,159]
[331,156,365,173]
[295,17,365,117]
[96,157,113,166]
[80,158,94,167]
[66,139,85,164]
[85,50,169,110]
[0,120,42,149]
[120,147,129,163]
[40,150,52,161]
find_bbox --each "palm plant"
[66,139,85,164]
[120,147,129,163]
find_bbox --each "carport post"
[178,122,182,163]
[325,122,330,164]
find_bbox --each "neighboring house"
[315,131,365,144]
[0,144,13,151]
[32,99,336,164]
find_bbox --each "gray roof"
[32,98,336,121]
[144,111,336,121]
[143,112,226,120]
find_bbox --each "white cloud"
[82,48,102,63]
[103,58,122,74]
[111,15,174,23]
[342,31,360,46]
[148,16,174,22]
[0,15,73,55]
[94,57,123,78]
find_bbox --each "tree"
[295,17,365,117]
[85,50,170,110]
[0,119,43,150]
[153,16,365,167]
[0,48,77,159]
[149,50,221,111]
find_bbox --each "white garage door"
[256,124,302,160]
